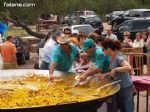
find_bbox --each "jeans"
[107,85,134,112]
[40,61,50,70]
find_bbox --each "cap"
[82,38,94,51]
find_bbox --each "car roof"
[127,9,150,11]
[80,15,97,18]
[71,24,93,27]
[112,11,124,13]
[58,24,94,31]
[129,18,150,21]
[112,10,124,12]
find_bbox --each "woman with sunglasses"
[101,38,133,112]
[122,31,133,48]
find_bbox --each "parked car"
[111,9,150,30]
[61,24,95,35]
[13,37,30,64]
[79,15,103,33]
[113,18,150,41]
[105,11,124,24]
[71,24,95,34]
[65,10,95,25]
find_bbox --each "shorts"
[2,62,17,70]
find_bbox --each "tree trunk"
[0,13,46,39]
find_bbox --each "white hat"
[57,34,71,44]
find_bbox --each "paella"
[0,73,118,108]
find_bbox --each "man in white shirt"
[106,27,118,40]
[40,31,59,70]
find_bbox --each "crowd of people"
[40,25,150,112]
[40,26,150,72]
[39,27,140,112]
[122,27,150,52]
[1,25,150,112]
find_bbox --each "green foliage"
[0,0,150,24]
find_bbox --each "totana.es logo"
[3,2,36,8]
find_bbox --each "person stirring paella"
[79,38,110,82]
[49,34,80,81]
[100,38,133,112]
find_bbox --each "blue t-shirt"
[90,46,110,73]
[112,52,133,88]
[51,43,79,72]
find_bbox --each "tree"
[0,13,46,39]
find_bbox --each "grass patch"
[4,27,29,38]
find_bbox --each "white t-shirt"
[42,38,57,63]
[106,33,118,40]
[133,39,144,48]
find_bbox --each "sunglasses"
[65,33,71,35]
[124,35,128,36]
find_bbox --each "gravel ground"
[17,53,39,69]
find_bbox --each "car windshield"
[118,21,132,32]
[113,11,124,16]
[73,26,94,34]
[85,11,95,15]
[123,10,129,17]
[69,13,75,17]
[75,11,84,16]
[85,16,100,22]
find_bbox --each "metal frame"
[122,52,150,112]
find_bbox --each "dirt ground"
[17,53,39,69]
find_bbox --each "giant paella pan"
[0,69,120,112]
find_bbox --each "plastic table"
[131,76,150,112]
